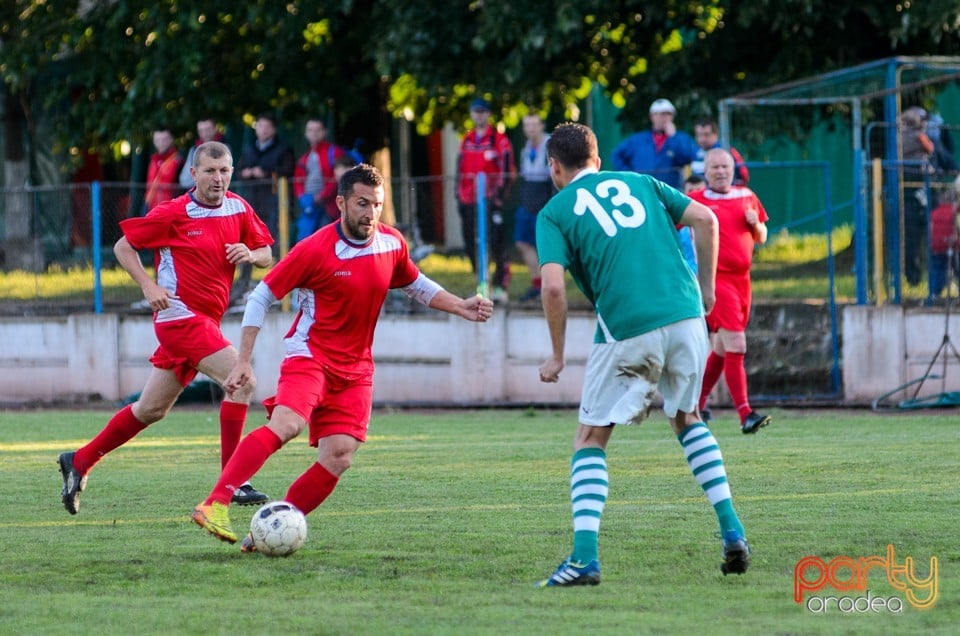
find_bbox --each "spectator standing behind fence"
[233,112,295,304]
[900,107,935,287]
[293,118,346,242]
[179,117,223,191]
[927,186,959,303]
[533,122,751,587]
[690,118,749,186]
[514,113,554,303]
[57,141,274,518]
[688,149,771,435]
[611,98,698,190]
[924,110,958,179]
[455,98,516,303]
[143,127,183,214]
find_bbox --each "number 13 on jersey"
[574,179,647,237]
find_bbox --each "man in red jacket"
[293,118,346,241]
[144,127,183,213]
[455,98,516,302]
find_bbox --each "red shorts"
[149,315,231,387]
[262,356,374,446]
[706,274,752,333]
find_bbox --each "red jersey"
[689,186,768,276]
[262,222,420,373]
[456,127,515,205]
[120,191,273,323]
[930,202,957,254]
[145,148,184,212]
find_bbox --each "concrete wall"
[0,309,592,406]
[842,305,960,405]
[2,305,958,406]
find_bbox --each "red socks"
[699,351,725,411]
[218,401,248,469]
[723,351,753,421]
[284,462,340,516]
[73,404,148,475]
[205,426,283,505]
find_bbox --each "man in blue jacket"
[611,98,698,190]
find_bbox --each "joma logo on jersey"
[187,230,202,236]
[334,270,351,277]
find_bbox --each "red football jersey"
[262,222,420,373]
[689,186,769,275]
[120,191,273,322]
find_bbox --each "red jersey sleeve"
[119,204,178,249]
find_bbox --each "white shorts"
[578,317,709,426]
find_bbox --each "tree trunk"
[1,85,42,271]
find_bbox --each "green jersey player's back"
[536,170,704,343]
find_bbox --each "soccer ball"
[249,501,307,557]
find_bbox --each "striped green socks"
[570,447,608,564]
[678,423,744,536]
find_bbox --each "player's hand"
[224,362,254,395]
[225,243,254,264]
[702,290,716,315]
[464,294,494,322]
[539,356,564,383]
[745,207,760,226]
[141,282,177,311]
[664,120,676,137]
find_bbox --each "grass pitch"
[0,407,956,635]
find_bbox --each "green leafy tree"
[0,1,388,170]
[2,0,960,173]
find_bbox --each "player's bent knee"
[132,402,171,425]
[320,450,354,476]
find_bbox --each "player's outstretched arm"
[400,273,493,322]
[428,290,494,322]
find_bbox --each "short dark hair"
[338,162,383,198]
[194,141,232,167]
[545,123,598,170]
[256,111,278,126]
[695,118,719,132]
[684,174,705,187]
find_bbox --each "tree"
[0,1,388,172]
[374,1,960,130]
[2,0,960,172]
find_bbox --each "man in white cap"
[611,98,699,190]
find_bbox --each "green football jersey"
[536,169,704,343]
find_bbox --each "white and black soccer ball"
[249,501,307,557]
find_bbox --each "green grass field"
[0,408,956,635]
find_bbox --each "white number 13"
[573,179,646,237]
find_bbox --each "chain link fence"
[0,175,472,315]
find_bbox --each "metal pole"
[476,172,488,298]
[92,181,103,314]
